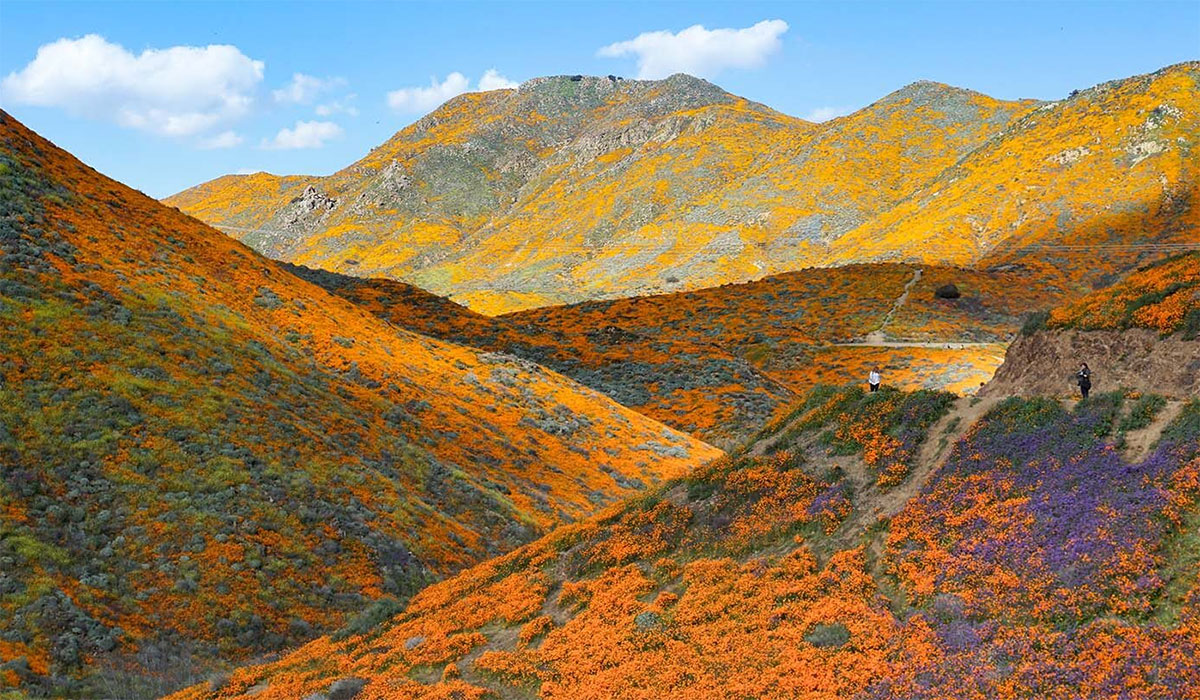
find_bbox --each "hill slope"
[170,64,1197,316]
[0,112,719,694]
[287,261,1060,448]
[166,74,1035,313]
[167,387,1200,699]
[827,62,1199,287]
[984,252,1200,398]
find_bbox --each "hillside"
[170,64,1196,316]
[1046,251,1200,336]
[985,252,1200,398]
[166,74,1036,313]
[287,261,1059,448]
[167,387,1200,699]
[0,112,720,695]
[828,62,1199,287]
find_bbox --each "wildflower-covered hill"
[828,62,1199,290]
[986,251,1200,399]
[1046,251,1200,337]
[165,72,1036,314]
[286,261,1059,448]
[169,63,1195,315]
[0,112,720,695]
[168,387,1200,699]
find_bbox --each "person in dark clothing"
[1076,362,1091,398]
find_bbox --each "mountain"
[165,381,1200,699]
[165,74,1036,313]
[826,62,1200,289]
[286,260,1060,448]
[169,63,1198,317]
[0,112,720,695]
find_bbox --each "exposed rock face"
[283,185,339,228]
[981,329,1200,398]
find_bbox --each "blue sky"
[1,1,1196,198]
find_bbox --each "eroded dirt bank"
[982,329,1200,398]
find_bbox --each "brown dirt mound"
[981,329,1200,398]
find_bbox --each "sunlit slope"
[0,112,719,692]
[826,62,1200,288]
[169,390,1200,699]
[167,74,1032,313]
[1046,251,1200,336]
[161,171,316,245]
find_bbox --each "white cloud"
[272,73,345,104]
[597,19,788,79]
[2,34,264,136]
[386,72,470,113]
[198,130,244,149]
[804,106,852,122]
[261,120,343,150]
[478,69,518,91]
[386,69,517,113]
[315,94,359,116]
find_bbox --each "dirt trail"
[1123,400,1186,462]
[863,268,922,344]
[831,396,1001,552]
[834,340,998,349]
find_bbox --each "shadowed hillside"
[166,73,1036,313]
[286,261,1062,448]
[166,387,1200,699]
[0,112,720,695]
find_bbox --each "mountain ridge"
[165,68,1053,313]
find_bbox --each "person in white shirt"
[868,368,881,393]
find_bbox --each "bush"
[935,284,961,299]
[1119,394,1167,433]
[1021,310,1050,335]
[330,596,406,642]
[1180,308,1200,340]
[804,622,850,648]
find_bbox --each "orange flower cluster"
[1048,252,1200,335]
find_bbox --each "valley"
[0,48,1196,699]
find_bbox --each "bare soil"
[982,329,1200,399]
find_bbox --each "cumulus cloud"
[804,106,852,122]
[478,69,518,91]
[261,120,343,150]
[272,73,345,104]
[197,130,244,149]
[386,72,470,113]
[2,34,264,136]
[315,94,359,117]
[386,69,517,113]
[597,19,788,79]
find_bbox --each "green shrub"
[1119,394,1167,433]
[1021,310,1050,335]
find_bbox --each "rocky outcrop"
[981,329,1200,398]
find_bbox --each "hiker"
[868,368,881,393]
[1076,362,1091,399]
